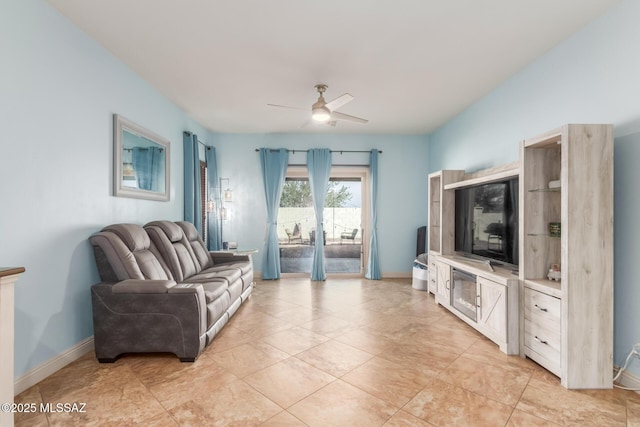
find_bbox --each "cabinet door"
[435,261,451,306]
[477,277,507,342]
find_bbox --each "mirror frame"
[113,114,171,201]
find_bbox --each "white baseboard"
[381,272,412,279]
[14,336,94,396]
[256,272,413,280]
[615,366,640,391]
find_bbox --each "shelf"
[528,188,560,193]
[443,167,519,190]
[527,233,561,238]
[523,127,562,148]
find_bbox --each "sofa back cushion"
[176,221,214,269]
[89,223,172,281]
[145,221,201,282]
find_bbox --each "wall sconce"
[218,177,234,223]
[206,199,215,213]
[122,162,136,179]
[220,178,233,202]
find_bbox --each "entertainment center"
[429,163,521,356]
[428,124,613,389]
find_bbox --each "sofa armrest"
[168,283,203,293]
[105,281,206,345]
[210,251,250,264]
[168,283,207,339]
[112,279,176,294]
[91,282,207,361]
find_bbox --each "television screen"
[454,178,519,268]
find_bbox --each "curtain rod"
[183,131,209,148]
[254,149,382,154]
[123,147,164,152]
[287,163,370,167]
[184,132,382,154]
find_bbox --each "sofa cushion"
[103,223,151,252]
[213,261,252,276]
[145,221,200,282]
[228,280,243,302]
[148,220,183,242]
[176,221,214,270]
[189,267,242,285]
[207,291,231,327]
[198,281,228,304]
[90,224,172,281]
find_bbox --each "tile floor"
[14,278,640,426]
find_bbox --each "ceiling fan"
[268,84,368,126]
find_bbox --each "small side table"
[1,267,25,427]
[231,249,259,256]
[212,249,258,256]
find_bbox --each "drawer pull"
[534,335,548,345]
[534,304,548,312]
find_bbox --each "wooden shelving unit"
[519,124,614,389]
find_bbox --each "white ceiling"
[47,0,619,134]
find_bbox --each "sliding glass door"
[278,166,369,276]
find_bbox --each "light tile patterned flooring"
[15,278,640,426]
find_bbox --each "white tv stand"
[430,254,519,354]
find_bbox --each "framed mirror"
[113,114,170,201]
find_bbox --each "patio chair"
[341,228,358,244]
[285,223,302,244]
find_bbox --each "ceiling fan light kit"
[312,106,331,121]
[268,84,368,126]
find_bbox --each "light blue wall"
[210,133,429,274]
[430,0,640,377]
[0,0,212,378]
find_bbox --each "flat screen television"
[454,178,519,269]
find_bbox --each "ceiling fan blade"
[324,93,353,111]
[267,103,309,112]
[330,111,368,124]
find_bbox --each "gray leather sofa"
[89,220,253,362]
